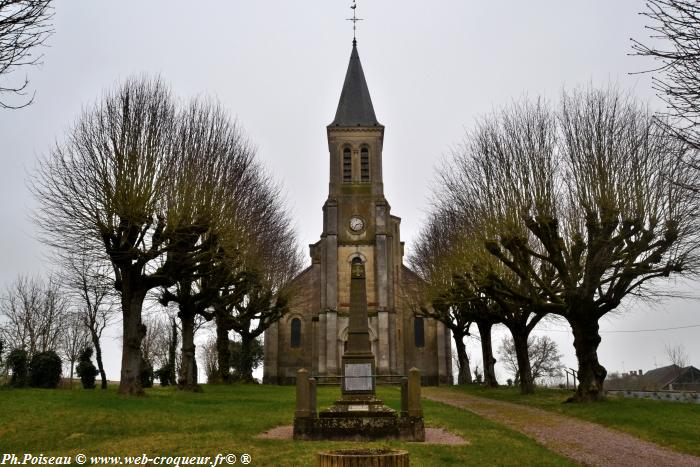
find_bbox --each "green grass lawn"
[0,384,575,466]
[448,384,700,457]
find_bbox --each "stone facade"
[263,42,452,386]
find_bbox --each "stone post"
[400,376,408,417]
[295,368,311,418]
[309,377,317,417]
[408,367,422,417]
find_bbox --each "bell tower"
[316,40,397,377]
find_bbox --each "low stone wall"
[294,414,425,441]
[607,389,700,404]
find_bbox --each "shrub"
[76,346,99,389]
[140,360,154,389]
[156,364,174,387]
[7,348,29,387]
[29,351,62,388]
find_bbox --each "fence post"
[295,368,311,418]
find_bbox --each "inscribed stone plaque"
[344,363,372,391]
[348,405,369,411]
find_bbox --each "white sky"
[0,0,697,383]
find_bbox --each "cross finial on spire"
[347,0,363,46]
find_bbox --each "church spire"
[331,42,379,127]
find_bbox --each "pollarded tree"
[33,77,233,395]
[432,102,559,394]
[212,177,302,383]
[33,77,178,395]
[157,99,268,390]
[445,88,698,401]
[409,209,477,385]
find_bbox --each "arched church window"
[290,318,301,348]
[360,147,370,182]
[414,317,425,348]
[343,147,352,182]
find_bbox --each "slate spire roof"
[331,41,380,127]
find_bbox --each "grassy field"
[447,384,700,457]
[0,384,576,466]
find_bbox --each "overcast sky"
[0,0,697,383]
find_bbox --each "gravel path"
[424,387,700,467]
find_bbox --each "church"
[263,40,452,385]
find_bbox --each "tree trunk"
[118,282,147,396]
[90,329,108,389]
[569,316,606,402]
[69,361,75,389]
[511,329,534,394]
[168,319,177,385]
[215,318,231,383]
[477,320,498,388]
[453,333,472,384]
[178,309,200,391]
[239,334,255,383]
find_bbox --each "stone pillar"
[263,321,279,384]
[377,310,390,374]
[375,234,388,307]
[436,320,447,384]
[311,317,319,375]
[325,200,338,312]
[318,312,327,375]
[400,376,408,416]
[309,377,317,417]
[326,311,338,374]
[346,258,372,354]
[389,312,397,374]
[295,368,311,418]
[326,234,337,309]
[408,367,422,417]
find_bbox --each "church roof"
[331,41,380,127]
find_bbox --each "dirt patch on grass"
[256,425,467,445]
[423,427,469,445]
[257,425,293,439]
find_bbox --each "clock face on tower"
[349,216,365,232]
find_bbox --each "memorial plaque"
[344,363,373,391]
[348,405,369,411]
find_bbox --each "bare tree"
[212,181,302,383]
[499,335,563,386]
[199,336,218,383]
[0,0,53,108]
[632,0,700,170]
[31,76,218,395]
[419,153,549,395]
[61,250,115,389]
[157,98,265,391]
[439,88,698,402]
[167,146,303,385]
[0,275,68,357]
[409,209,475,385]
[140,315,170,374]
[60,312,89,388]
[665,343,688,369]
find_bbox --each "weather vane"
[347,0,363,45]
